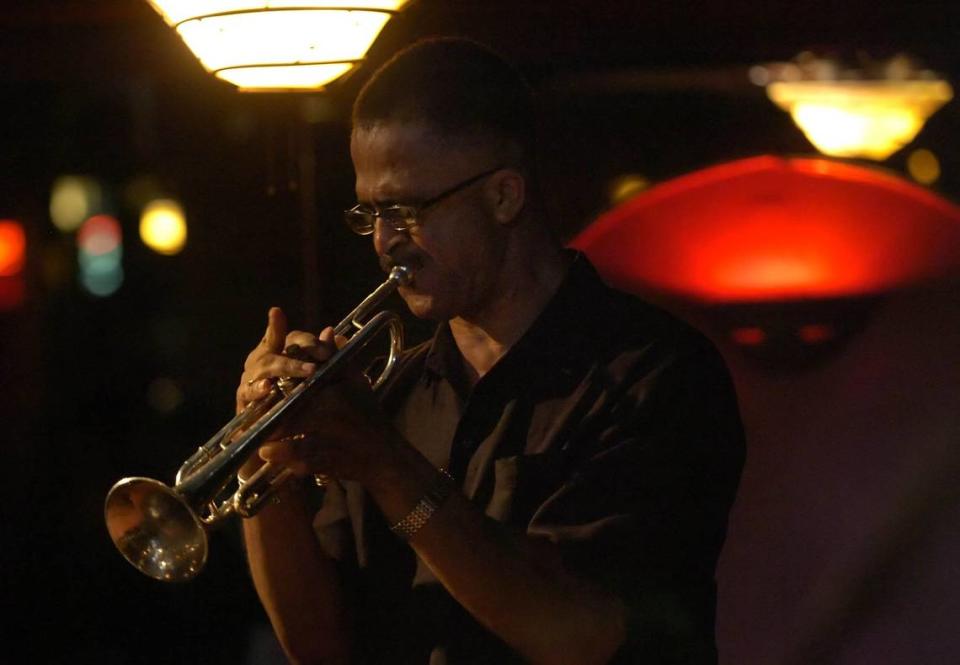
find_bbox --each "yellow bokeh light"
[768,80,953,160]
[146,1,409,92]
[608,174,651,206]
[906,148,941,185]
[140,199,187,256]
[50,176,102,232]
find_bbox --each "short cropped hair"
[352,38,536,168]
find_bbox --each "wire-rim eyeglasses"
[344,165,504,236]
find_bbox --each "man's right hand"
[236,307,340,414]
[234,307,339,481]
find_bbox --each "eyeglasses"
[344,165,503,236]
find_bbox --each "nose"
[373,216,408,257]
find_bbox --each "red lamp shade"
[572,156,960,302]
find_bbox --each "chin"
[400,290,445,321]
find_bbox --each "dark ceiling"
[5,1,959,232]
[3,1,960,82]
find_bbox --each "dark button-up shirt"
[314,254,745,664]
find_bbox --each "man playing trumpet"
[236,38,745,665]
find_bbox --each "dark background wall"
[2,2,960,663]
[707,283,960,665]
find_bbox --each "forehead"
[350,122,488,201]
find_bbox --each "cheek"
[401,210,504,312]
[420,217,496,272]
[419,240,486,293]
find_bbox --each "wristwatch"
[390,467,456,540]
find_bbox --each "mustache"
[379,251,422,274]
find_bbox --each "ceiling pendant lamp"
[146,1,410,92]
[759,53,953,161]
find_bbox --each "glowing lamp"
[146,1,410,91]
[0,220,27,277]
[767,80,953,160]
[140,199,187,256]
[572,155,960,303]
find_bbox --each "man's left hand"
[258,328,402,487]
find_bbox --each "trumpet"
[104,265,413,582]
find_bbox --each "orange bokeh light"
[0,220,27,277]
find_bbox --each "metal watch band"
[390,467,456,540]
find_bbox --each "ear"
[484,169,526,226]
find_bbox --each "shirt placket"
[447,388,495,487]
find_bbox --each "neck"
[449,242,568,385]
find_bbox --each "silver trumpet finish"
[104,265,412,582]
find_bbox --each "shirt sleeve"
[526,340,746,664]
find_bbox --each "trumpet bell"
[104,477,208,582]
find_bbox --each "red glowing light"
[572,156,960,302]
[77,215,121,256]
[0,220,26,277]
[731,327,767,346]
[797,323,834,344]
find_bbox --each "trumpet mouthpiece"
[389,264,414,286]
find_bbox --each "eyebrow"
[356,180,432,208]
[356,181,426,208]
